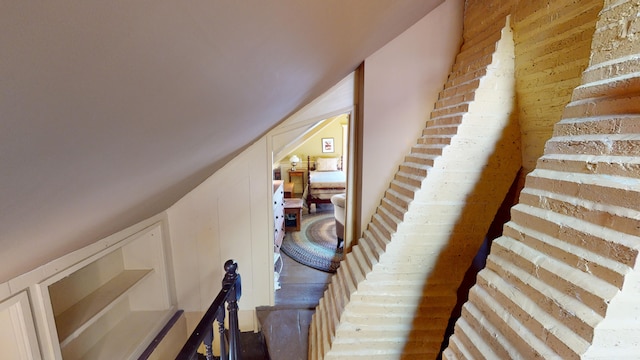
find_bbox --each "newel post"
[224,260,242,360]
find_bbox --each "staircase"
[445,1,640,358]
[309,17,522,359]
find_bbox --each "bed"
[305,156,346,210]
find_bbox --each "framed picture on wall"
[322,138,334,153]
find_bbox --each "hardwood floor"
[257,204,336,360]
[275,251,332,308]
[276,202,334,308]
[256,252,333,360]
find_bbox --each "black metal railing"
[176,259,242,360]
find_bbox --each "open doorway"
[278,114,348,204]
[267,70,358,307]
[272,112,351,307]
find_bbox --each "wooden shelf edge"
[61,309,174,360]
[55,269,153,345]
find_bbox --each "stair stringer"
[309,18,521,360]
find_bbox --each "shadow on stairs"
[194,331,270,360]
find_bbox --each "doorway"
[267,71,358,305]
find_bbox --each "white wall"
[166,138,271,331]
[361,0,464,228]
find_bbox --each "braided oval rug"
[280,212,343,273]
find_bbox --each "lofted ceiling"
[0,1,444,281]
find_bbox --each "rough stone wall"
[467,0,603,179]
[446,0,640,358]
[513,0,602,175]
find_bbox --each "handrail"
[175,259,242,360]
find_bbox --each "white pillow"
[316,157,338,171]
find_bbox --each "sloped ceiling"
[0,0,443,281]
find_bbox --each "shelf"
[34,222,172,360]
[55,269,153,345]
[61,309,172,360]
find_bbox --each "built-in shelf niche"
[41,222,174,360]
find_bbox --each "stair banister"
[175,259,242,360]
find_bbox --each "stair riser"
[452,319,497,360]
[389,180,418,199]
[351,245,373,275]
[517,189,640,240]
[449,54,494,79]
[525,173,640,212]
[334,328,444,344]
[441,79,481,99]
[368,217,393,241]
[361,232,386,259]
[476,271,587,358]
[350,293,454,308]
[544,138,640,157]
[573,78,640,101]
[394,172,424,188]
[427,115,464,127]
[405,154,436,167]
[445,65,487,88]
[417,136,453,147]
[344,252,366,285]
[563,96,640,118]
[422,125,458,136]
[510,206,638,266]
[485,256,597,341]
[459,304,518,359]
[553,116,640,137]
[337,265,357,299]
[380,198,405,223]
[431,103,471,119]
[503,222,626,288]
[490,241,610,317]
[375,207,400,232]
[536,155,640,179]
[467,287,548,359]
[581,58,640,85]
[446,336,471,360]
[398,163,430,177]
[435,92,476,109]
[457,27,501,60]
[363,228,390,252]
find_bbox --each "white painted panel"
[248,139,271,312]
[0,292,41,360]
[0,283,9,301]
[123,223,170,311]
[168,138,271,331]
[0,308,22,359]
[217,170,252,306]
